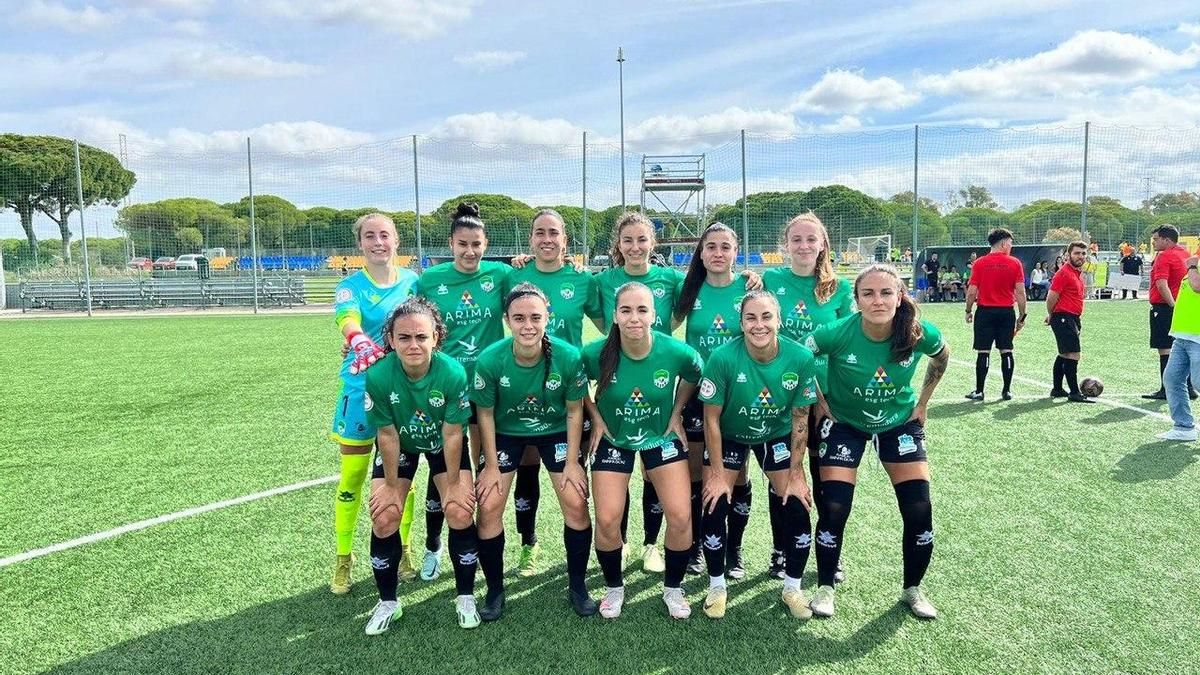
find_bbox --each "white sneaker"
[364,600,400,635]
[642,544,665,573]
[599,586,625,619]
[902,586,938,619]
[1156,428,1198,442]
[810,585,835,617]
[782,588,812,619]
[663,587,691,620]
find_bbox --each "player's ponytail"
[675,221,737,323]
[854,264,922,363]
[382,296,448,354]
[595,329,622,400]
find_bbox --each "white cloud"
[453,50,527,72]
[431,112,588,145]
[116,0,215,14]
[1056,85,1200,126]
[919,30,1200,97]
[255,0,477,39]
[628,107,798,144]
[820,115,864,132]
[788,70,920,114]
[166,47,318,79]
[169,19,208,36]
[1179,22,1200,38]
[18,0,119,31]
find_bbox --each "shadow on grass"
[1111,442,1200,483]
[50,568,907,674]
[1077,406,1153,425]
[990,399,1051,422]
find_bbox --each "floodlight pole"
[1080,121,1090,237]
[582,130,589,264]
[912,124,919,272]
[618,47,626,212]
[247,137,260,314]
[740,129,748,265]
[414,135,423,270]
[74,140,93,317]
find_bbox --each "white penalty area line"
[947,358,1173,423]
[0,474,337,569]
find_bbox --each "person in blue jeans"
[1157,254,1200,442]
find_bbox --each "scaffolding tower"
[640,155,706,248]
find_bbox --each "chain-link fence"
[3,124,1199,310]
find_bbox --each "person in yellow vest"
[1157,254,1200,442]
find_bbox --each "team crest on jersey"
[653,369,670,389]
[699,378,717,399]
[652,285,666,298]
[708,314,731,336]
[626,387,650,408]
[868,366,895,389]
[560,283,575,300]
[781,372,799,391]
[458,291,478,310]
[474,373,486,390]
[479,276,495,293]
[335,288,352,303]
[546,372,562,391]
[363,392,374,411]
[428,390,445,408]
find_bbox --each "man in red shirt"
[1143,225,1198,400]
[1046,241,1092,403]
[964,228,1027,401]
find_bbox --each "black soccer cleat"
[1067,393,1095,403]
[1141,390,1167,400]
[568,589,598,617]
[1049,388,1070,398]
[687,552,705,575]
[1001,390,1014,401]
[479,591,505,622]
[768,550,785,579]
[964,391,985,402]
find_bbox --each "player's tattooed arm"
[912,346,950,424]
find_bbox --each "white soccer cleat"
[662,587,691,620]
[902,586,938,619]
[456,595,481,629]
[810,585,836,617]
[703,587,727,619]
[1156,428,1198,442]
[782,588,813,620]
[364,600,400,635]
[599,586,626,619]
[642,544,665,573]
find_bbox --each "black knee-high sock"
[1064,358,1080,395]
[1160,353,1170,389]
[808,454,823,510]
[894,480,934,588]
[564,525,592,594]
[701,495,729,577]
[370,530,401,601]
[1053,356,1065,391]
[689,480,703,557]
[447,524,479,596]
[727,482,752,554]
[664,547,689,589]
[642,481,663,545]
[621,492,630,543]
[514,464,540,546]
[782,496,812,580]
[815,480,855,587]
[596,546,623,588]
[425,473,445,552]
[768,486,786,553]
[477,531,505,600]
[975,352,989,393]
[1001,352,1015,393]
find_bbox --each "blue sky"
[3,0,1200,239]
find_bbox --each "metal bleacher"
[18,277,306,312]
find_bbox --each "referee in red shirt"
[1143,225,1199,400]
[1046,241,1092,403]
[964,229,1027,401]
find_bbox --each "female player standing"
[472,283,597,619]
[583,282,703,620]
[696,290,820,619]
[361,298,481,633]
[760,213,853,579]
[413,203,512,580]
[804,264,950,619]
[329,213,420,595]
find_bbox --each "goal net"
[845,235,892,264]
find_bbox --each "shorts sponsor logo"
[781,372,799,391]
[772,442,789,463]
[916,530,934,546]
[818,441,827,458]
[497,451,510,466]
[836,444,851,459]
[896,434,918,455]
[428,390,445,408]
[363,393,374,411]
[699,377,717,399]
[375,453,383,466]
[653,369,671,389]
[819,418,833,439]
[816,530,838,548]
[398,453,409,467]
[335,288,352,303]
[660,441,679,460]
[554,443,568,463]
[601,447,624,464]
[474,373,485,390]
[546,372,562,391]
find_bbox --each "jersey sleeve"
[1151,252,1182,284]
[794,347,820,407]
[835,278,854,317]
[1012,258,1026,287]
[444,363,472,426]
[333,279,361,331]
[469,352,497,408]
[697,349,727,407]
[917,320,946,357]
[677,340,704,384]
[564,349,587,402]
[1049,269,1067,293]
[364,368,395,429]
[583,273,603,321]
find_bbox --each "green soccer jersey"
[805,314,945,434]
[593,265,685,335]
[416,260,511,378]
[697,336,819,444]
[507,263,600,346]
[582,334,703,451]
[684,280,746,361]
[471,336,588,436]
[364,351,471,454]
[762,268,854,389]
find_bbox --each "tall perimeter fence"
[3,124,1199,311]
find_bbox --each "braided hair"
[504,282,553,393]
[381,296,448,354]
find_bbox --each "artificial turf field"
[2,300,1198,675]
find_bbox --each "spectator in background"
[1143,225,1199,401]
[923,253,940,302]
[1082,250,1099,297]
[965,252,978,277]
[946,265,964,301]
[1120,248,1144,299]
[1052,255,1064,275]
[1030,261,1049,300]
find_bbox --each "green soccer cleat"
[330,553,354,595]
[456,595,481,629]
[517,543,541,578]
[398,545,417,583]
[421,547,443,581]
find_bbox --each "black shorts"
[484,431,583,473]
[372,444,473,481]
[468,402,478,425]
[703,435,792,473]
[682,392,705,443]
[590,437,688,474]
[1150,304,1175,349]
[973,306,1016,351]
[806,408,822,456]
[815,420,928,468]
[1050,312,1082,354]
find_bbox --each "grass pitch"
[1,301,1198,674]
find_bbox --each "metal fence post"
[582,130,589,264]
[912,124,919,270]
[247,137,260,314]
[1080,121,1090,237]
[73,140,93,316]
[740,129,748,263]
[0,244,6,310]
[413,135,423,270]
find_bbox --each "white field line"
[947,358,1173,423]
[0,475,337,569]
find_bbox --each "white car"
[174,254,201,271]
